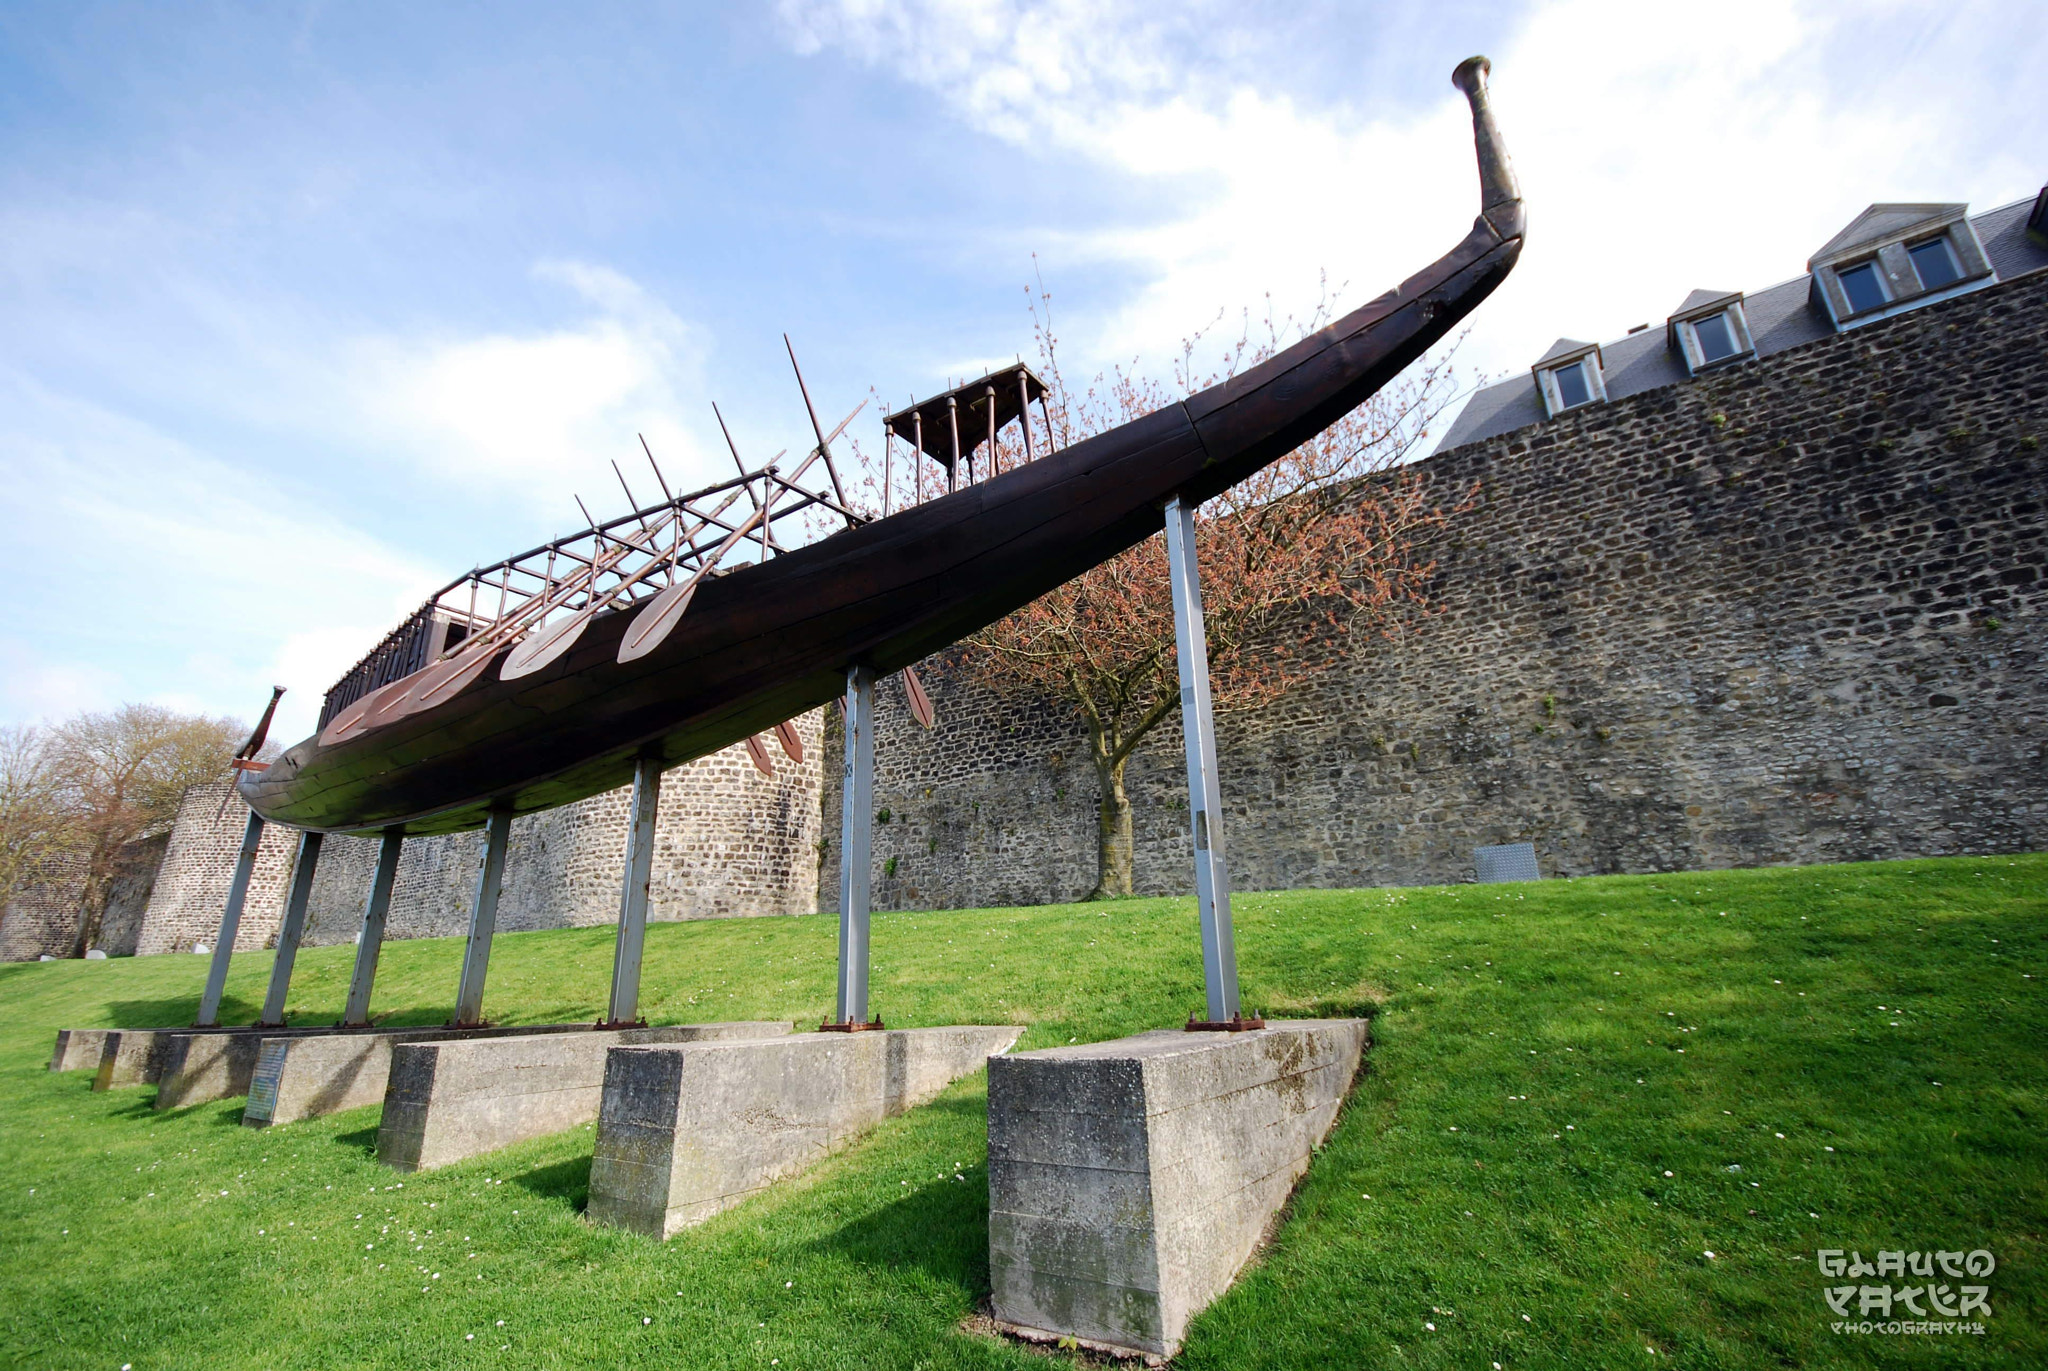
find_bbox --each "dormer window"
[1836,261,1888,314]
[1666,291,1755,375]
[1692,311,1739,364]
[1552,359,1593,409]
[1907,236,1962,290]
[1809,204,1995,329]
[1531,339,1606,418]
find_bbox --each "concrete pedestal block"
[98,1030,186,1091]
[376,1022,794,1172]
[50,1029,112,1072]
[987,1020,1368,1361]
[588,1025,1023,1238]
[94,1027,274,1093]
[154,1027,381,1109]
[242,1024,593,1128]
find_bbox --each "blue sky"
[2,0,2040,744]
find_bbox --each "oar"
[903,666,936,729]
[773,720,803,763]
[325,514,673,744]
[217,686,285,817]
[615,499,770,664]
[785,336,852,519]
[713,404,769,561]
[500,498,734,680]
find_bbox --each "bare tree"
[0,725,75,944]
[51,705,243,956]
[842,278,1476,899]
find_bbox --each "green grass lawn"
[2,855,2043,1369]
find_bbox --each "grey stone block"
[375,1022,793,1172]
[154,1027,381,1109]
[587,1024,1022,1239]
[241,1024,594,1128]
[987,1020,1367,1360]
[93,1026,276,1092]
[50,1029,111,1072]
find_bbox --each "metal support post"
[828,664,879,1028]
[341,829,404,1027]
[1164,496,1253,1029]
[606,757,661,1026]
[257,830,323,1026]
[196,808,265,1027]
[451,809,512,1026]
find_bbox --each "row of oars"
[739,666,934,780]
[319,351,868,750]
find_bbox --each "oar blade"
[743,733,775,777]
[319,677,407,747]
[616,579,697,664]
[500,614,592,682]
[408,641,501,711]
[773,720,803,763]
[903,665,936,729]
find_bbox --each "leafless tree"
[0,725,75,945]
[51,705,243,956]
[963,290,1472,897]
[841,275,1477,899]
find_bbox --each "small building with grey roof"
[1440,191,2048,451]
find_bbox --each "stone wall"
[2,832,172,961]
[136,780,300,955]
[0,851,90,961]
[290,713,827,946]
[91,832,169,957]
[822,269,2048,905]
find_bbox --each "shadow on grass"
[811,1094,994,1293]
[104,996,226,1028]
[335,1123,382,1154]
[512,1155,591,1212]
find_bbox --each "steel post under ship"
[241,57,1526,837]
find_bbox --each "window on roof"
[1907,236,1962,291]
[1551,360,1592,410]
[1837,260,1888,315]
[1692,311,1740,365]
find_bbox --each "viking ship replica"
[240,57,1524,837]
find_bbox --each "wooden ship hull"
[241,58,1525,837]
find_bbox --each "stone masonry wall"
[0,851,91,961]
[821,270,2048,906]
[292,712,827,946]
[90,832,169,957]
[136,780,300,955]
[2,832,174,961]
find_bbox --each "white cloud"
[0,370,443,743]
[0,639,123,726]
[0,255,734,741]
[345,259,722,515]
[779,0,2044,390]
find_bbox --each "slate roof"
[1533,337,1597,365]
[1438,195,2048,452]
[1810,203,1968,263]
[1671,288,1738,316]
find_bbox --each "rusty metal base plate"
[1184,1014,1266,1032]
[818,1017,887,1033]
